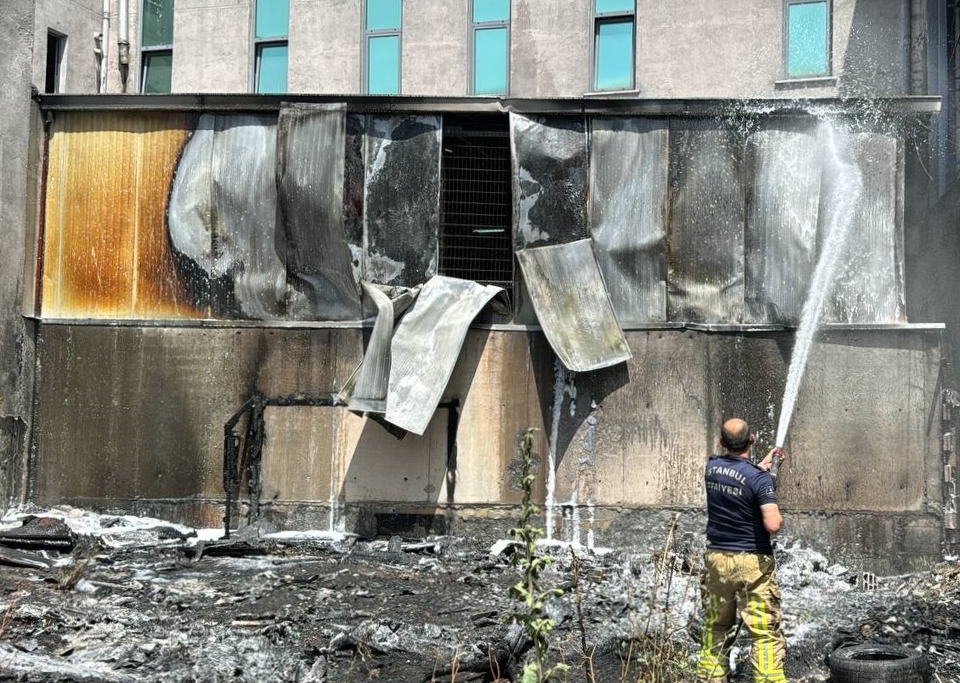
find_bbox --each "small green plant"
[507,428,569,683]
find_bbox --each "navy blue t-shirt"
[704,454,778,554]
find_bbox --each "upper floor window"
[45,31,66,94]
[471,0,510,96]
[365,0,402,94]
[255,0,289,93]
[593,0,635,91]
[785,0,830,78]
[141,0,174,93]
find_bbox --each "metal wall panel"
[363,115,442,287]
[344,114,366,284]
[42,112,199,319]
[825,131,904,323]
[277,103,361,320]
[667,120,745,323]
[589,118,668,324]
[744,123,821,324]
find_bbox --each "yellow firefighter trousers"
[697,549,787,683]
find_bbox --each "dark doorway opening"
[439,114,513,297]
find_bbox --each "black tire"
[828,644,930,683]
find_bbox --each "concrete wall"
[32,0,101,93]
[403,0,468,95]
[0,0,37,505]
[289,0,362,93]
[30,322,945,571]
[510,0,591,97]
[172,0,252,93]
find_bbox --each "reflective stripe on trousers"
[696,549,787,683]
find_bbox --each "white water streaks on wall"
[776,120,864,449]
[546,360,577,542]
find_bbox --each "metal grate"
[439,116,513,291]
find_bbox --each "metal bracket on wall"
[221,393,460,538]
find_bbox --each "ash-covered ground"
[0,508,957,682]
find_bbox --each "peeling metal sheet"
[168,113,289,319]
[510,113,588,249]
[589,118,668,324]
[825,131,904,323]
[277,103,361,320]
[339,283,420,413]
[667,120,745,323]
[744,124,821,324]
[385,276,502,435]
[515,239,632,372]
[363,115,442,287]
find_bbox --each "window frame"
[139,0,174,94]
[45,30,67,94]
[590,0,637,93]
[251,0,289,93]
[363,0,403,95]
[782,0,832,80]
[469,0,510,96]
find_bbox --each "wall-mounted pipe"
[118,0,130,92]
[98,0,110,93]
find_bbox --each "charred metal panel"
[744,123,821,324]
[826,131,904,323]
[510,113,589,249]
[167,113,289,319]
[385,276,502,435]
[667,120,745,323]
[344,114,366,283]
[339,283,419,413]
[589,118,668,324]
[515,239,631,372]
[42,112,199,319]
[363,115,442,287]
[277,104,361,320]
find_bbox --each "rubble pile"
[0,508,955,682]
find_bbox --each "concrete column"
[0,0,38,504]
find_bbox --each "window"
[471,0,509,96]
[593,0,635,92]
[45,31,66,94]
[785,0,830,78]
[365,0,402,94]
[255,0,289,93]
[141,0,174,93]
[439,115,513,293]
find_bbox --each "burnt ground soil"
[0,512,958,682]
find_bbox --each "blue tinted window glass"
[367,0,402,31]
[141,51,172,93]
[257,43,288,93]
[473,0,509,23]
[595,0,634,14]
[142,0,174,47]
[256,0,289,38]
[368,35,400,94]
[788,2,828,77]
[474,27,507,95]
[595,19,633,90]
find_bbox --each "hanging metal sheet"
[744,123,821,324]
[363,115,442,287]
[344,114,366,285]
[338,282,420,413]
[168,113,290,319]
[825,131,904,323]
[510,113,588,249]
[277,103,361,320]
[589,118,668,324]
[667,120,745,323]
[515,239,632,372]
[385,276,502,435]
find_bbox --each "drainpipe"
[118,0,130,92]
[98,0,110,93]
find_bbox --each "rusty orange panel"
[42,112,202,319]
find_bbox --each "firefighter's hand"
[759,448,785,472]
